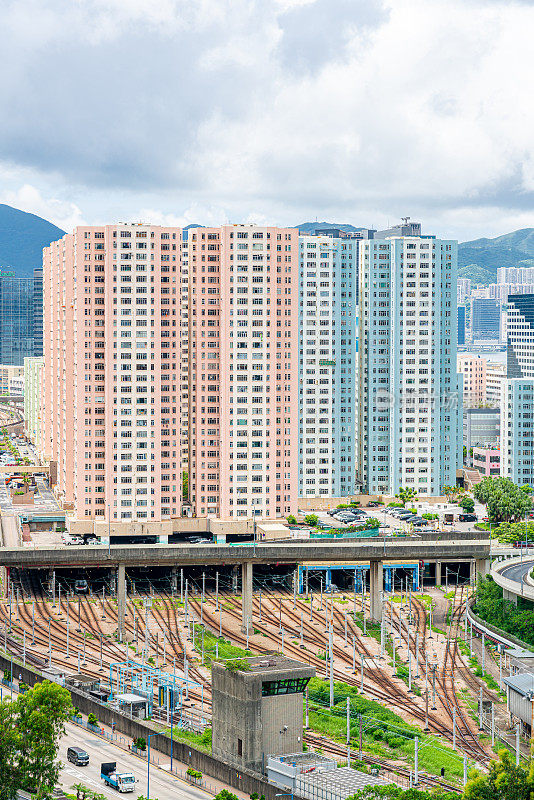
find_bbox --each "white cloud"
[0,184,85,231]
[0,0,534,240]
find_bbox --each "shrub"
[286,515,297,525]
[186,768,202,780]
[134,736,146,751]
[459,496,475,513]
[225,658,251,673]
[304,514,318,527]
[87,713,99,726]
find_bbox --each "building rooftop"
[503,672,534,697]
[296,766,392,800]
[116,693,148,705]
[271,752,335,768]
[507,648,534,659]
[243,655,312,675]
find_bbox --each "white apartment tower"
[298,234,358,498]
[501,294,534,486]
[357,235,461,496]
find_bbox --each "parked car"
[459,513,477,522]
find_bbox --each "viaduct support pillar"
[171,567,178,594]
[435,561,442,587]
[241,562,253,633]
[369,561,383,623]
[117,563,126,643]
[0,566,7,599]
[503,589,518,606]
[476,559,490,580]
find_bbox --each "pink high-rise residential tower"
[42,224,182,526]
[188,225,299,519]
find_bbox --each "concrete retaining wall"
[0,653,283,800]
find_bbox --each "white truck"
[101,762,136,793]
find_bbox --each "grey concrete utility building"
[211,655,315,773]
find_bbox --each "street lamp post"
[147,733,154,800]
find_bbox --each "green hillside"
[459,228,534,278]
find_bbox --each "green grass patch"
[192,623,252,662]
[164,725,212,753]
[307,678,468,783]
[351,611,381,644]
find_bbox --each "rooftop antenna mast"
[401,216,411,225]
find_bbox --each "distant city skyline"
[0,1,534,242]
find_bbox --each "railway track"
[0,585,496,770]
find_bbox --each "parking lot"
[312,500,485,535]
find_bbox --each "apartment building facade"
[501,294,534,486]
[485,361,506,407]
[42,224,182,527]
[357,235,461,495]
[24,356,44,448]
[457,354,486,408]
[298,234,357,498]
[501,378,534,486]
[187,225,299,519]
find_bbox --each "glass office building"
[0,269,43,365]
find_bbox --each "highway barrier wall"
[0,652,284,800]
[467,598,532,651]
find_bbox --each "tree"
[16,680,73,798]
[474,477,532,523]
[72,785,90,800]
[72,787,105,800]
[442,485,463,503]
[395,488,417,507]
[0,701,19,800]
[464,748,534,800]
[346,787,450,800]
[459,496,475,513]
[304,514,318,527]
[287,515,297,525]
[0,681,73,800]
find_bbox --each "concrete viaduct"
[0,533,490,636]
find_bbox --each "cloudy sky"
[1,0,533,241]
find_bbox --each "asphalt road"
[500,559,534,585]
[58,722,212,800]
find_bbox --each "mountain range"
[0,204,65,278]
[0,205,533,285]
[458,228,534,284]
